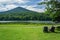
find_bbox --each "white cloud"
[26,6,45,12]
[0,0,29,4]
[0,7,7,11]
[0,4,18,11]
[0,0,45,12]
[0,0,29,11]
[21,5,45,12]
[5,4,18,9]
[15,0,29,4]
[0,0,29,7]
[0,4,45,12]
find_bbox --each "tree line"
[0,12,52,21]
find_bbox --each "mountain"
[0,7,51,21]
[0,7,39,14]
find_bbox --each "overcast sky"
[0,0,45,12]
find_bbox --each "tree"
[39,0,60,22]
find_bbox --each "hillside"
[0,7,52,21]
[0,7,38,14]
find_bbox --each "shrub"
[56,26,60,31]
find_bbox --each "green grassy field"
[0,24,60,40]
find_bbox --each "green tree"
[39,0,60,22]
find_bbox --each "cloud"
[0,0,29,3]
[5,4,18,9]
[21,5,45,12]
[0,0,29,11]
[0,7,7,12]
[0,4,17,11]
[0,0,45,12]
[0,0,29,7]
[26,6,45,12]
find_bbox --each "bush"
[56,26,60,31]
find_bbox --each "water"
[0,21,55,24]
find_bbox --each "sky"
[0,0,45,12]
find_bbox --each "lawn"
[0,24,60,40]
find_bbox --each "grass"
[0,24,60,40]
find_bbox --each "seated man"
[50,26,55,32]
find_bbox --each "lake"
[0,21,55,24]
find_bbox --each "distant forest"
[0,12,52,21]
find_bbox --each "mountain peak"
[4,7,30,13]
[0,7,38,14]
[13,7,25,9]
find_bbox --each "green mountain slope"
[0,7,52,21]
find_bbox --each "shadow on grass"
[43,31,60,34]
[55,31,60,34]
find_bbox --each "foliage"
[0,12,52,21]
[39,0,60,22]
